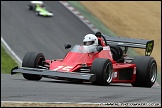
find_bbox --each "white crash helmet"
[83,34,98,46]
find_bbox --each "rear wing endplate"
[104,35,154,56]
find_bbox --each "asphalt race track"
[1,1,93,60]
[1,74,161,103]
[1,1,161,104]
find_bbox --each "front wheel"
[131,56,157,88]
[91,58,113,86]
[22,52,45,81]
[36,12,40,16]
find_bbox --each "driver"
[83,34,98,46]
[35,4,46,11]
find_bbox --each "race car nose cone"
[48,13,53,16]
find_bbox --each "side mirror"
[96,46,103,52]
[64,43,71,49]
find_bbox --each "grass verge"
[1,45,18,74]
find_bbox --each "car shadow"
[13,77,132,87]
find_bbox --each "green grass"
[1,45,18,74]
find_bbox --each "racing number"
[53,66,73,72]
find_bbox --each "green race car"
[28,1,53,17]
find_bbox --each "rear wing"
[30,1,43,4]
[104,35,154,56]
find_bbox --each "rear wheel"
[110,48,119,61]
[131,56,157,87]
[110,45,123,61]
[28,5,33,10]
[91,58,113,85]
[22,52,45,81]
[118,46,123,58]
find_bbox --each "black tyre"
[110,45,121,61]
[110,48,119,61]
[131,56,157,88]
[91,58,113,85]
[28,5,33,10]
[117,46,124,63]
[22,52,45,81]
[118,46,123,58]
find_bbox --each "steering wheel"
[95,32,108,46]
[101,35,108,46]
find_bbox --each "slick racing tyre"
[28,5,33,10]
[22,52,45,81]
[110,48,119,61]
[109,45,122,61]
[91,58,113,86]
[131,56,157,88]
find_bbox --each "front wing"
[11,66,96,82]
[39,12,53,17]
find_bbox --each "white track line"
[59,1,99,33]
[1,37,22,65]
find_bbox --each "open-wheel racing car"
[11,33,157,88]
[28,1,53,17]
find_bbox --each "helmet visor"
[84,41,94,46]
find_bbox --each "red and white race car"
[11,32,157,87]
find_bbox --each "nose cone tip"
[49,13,53,16]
